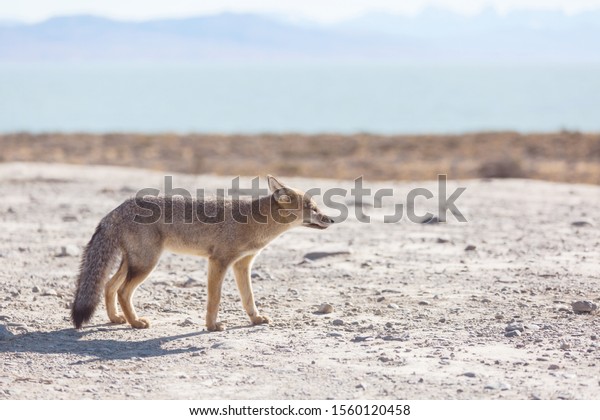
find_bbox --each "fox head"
[267,175,334,229]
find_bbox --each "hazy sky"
[2,0,600,23]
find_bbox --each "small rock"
[548,364,560,370]
[462,372,477,378]
[484,382,511,391]
[303,249,351,261]
[419,215,439,224]
[331,319,344,326]
[560,342,571,351]
[505,323,524,332]
[352,335,374,343]
[387,303,399,309]
[464,244,477,251]
[436,237,450,244]
[376,296,385,302]
[571,301,597,313]
[382,333,410,342]
[418,300,430,306]
[494,313,504,320]
[378,356,393,363]
[505,330,521,338]
[31,286,40,293]
[327,332,342,337]
[181,277,202,288]
[55,245,79,257]
[43,289,58,297]
[178,318,195,327]
[524,324,540,331]
[571,220,593,227]
[316,303,334,314]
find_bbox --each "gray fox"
[71,175,334,331]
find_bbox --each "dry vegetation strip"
[1,132,599,184]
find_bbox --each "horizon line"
[3,5,600,26]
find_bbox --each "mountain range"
[1,9,599,63]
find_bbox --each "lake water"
[1,63,599,134]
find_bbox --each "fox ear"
[267,174,286,192]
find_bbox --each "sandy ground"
[0,162,599,400]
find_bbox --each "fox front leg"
[233,255,271,326]
[205,258,228,331]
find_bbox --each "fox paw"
[130,318,151,329]
[109,314,127,324]
[206,321,226,332]
[251,315,271,325]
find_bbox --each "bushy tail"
[71,223,120,329]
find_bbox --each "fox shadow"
[0,323,213,364]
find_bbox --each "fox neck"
[251,195,300,236]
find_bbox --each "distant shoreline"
[1,132,599,184]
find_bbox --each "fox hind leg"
[233,255,270,326]
[118,256,159,329]
[105,259,128,324]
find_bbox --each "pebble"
[464,244,477,251]
[331,319,344,326]
[419,215,439,224]
[387,303,399,309]
[352,335,374,343]
[571,301,597,313]
[182,277,202,288]
[55,244,79,257]
[178,317,195,327]
[31,286,40,293]
[548,364,560,370]
[571,220,593,227]
[43,289,58,297]
[505,330,521,338]
[418,300,430,306]
[560,342,571,351]
[462,372,477,378]
[327,332,342,337]
[303,249,351,261]
[484,382,511,391]
[505,323,524,332]
[494,313,504,320]
[524,324,540,331]
[316,303,334,314]
[376,296,385,302]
